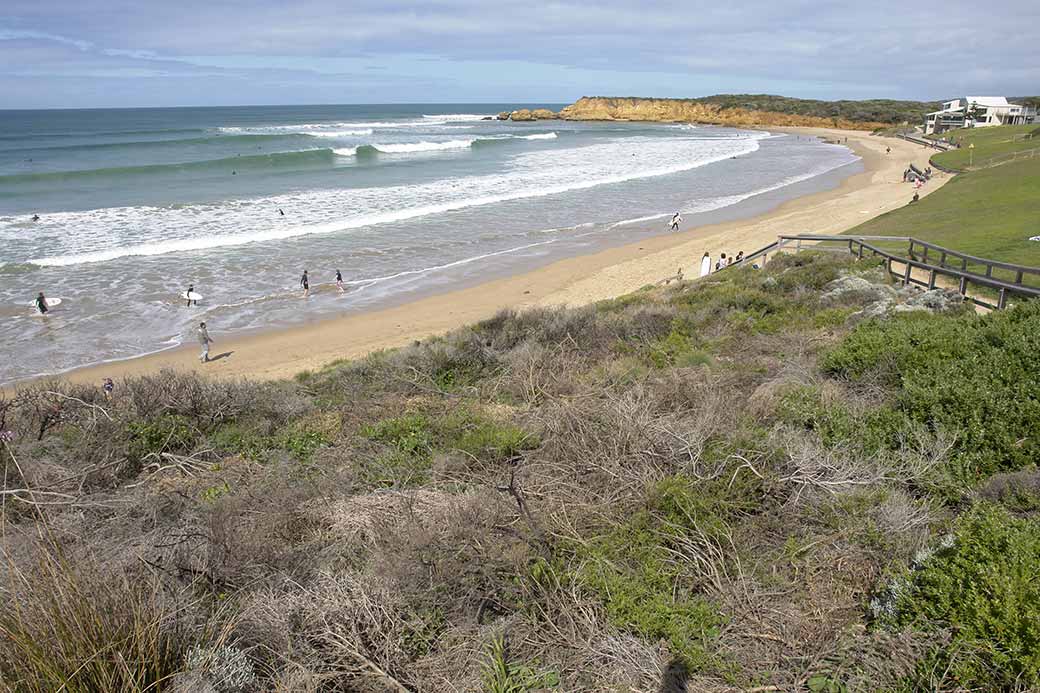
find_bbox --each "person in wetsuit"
[34,292,48,314]
[186,284,198,307]
[336,269,344,293]
[301,270,310,297]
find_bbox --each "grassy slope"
[932,124,1040,170]
[3,253,1040,691]
[848,127,1040,281]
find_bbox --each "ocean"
[0,104,861,384]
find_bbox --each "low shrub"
[874,504,1040,689]
[824,302,1040,481]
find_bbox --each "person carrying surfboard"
[186,284,198,307]
[301,270,310,297]
[336,269,344,293]
[34,292,49,315]
[197,322,213,363]
[670,212,683,231]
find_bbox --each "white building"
[924,96,1037,135]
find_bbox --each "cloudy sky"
[2,0,1037,109]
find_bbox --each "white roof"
[965,96,1010,107]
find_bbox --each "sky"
[2,0,1038,109]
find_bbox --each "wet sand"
[10,128,947,390]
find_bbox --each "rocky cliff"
[558,97,889,130]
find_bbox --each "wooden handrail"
[908,238,1040,276]
[720,234,1040,311]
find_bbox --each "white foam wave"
[371,139,475,153]
[520,132,557,140]
[332,147,358,157]
[26,137,771,267]
[309,129,374,138]
[421,114,493,121]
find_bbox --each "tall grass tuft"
[0,547,219,693]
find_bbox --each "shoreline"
[9,127,947,390]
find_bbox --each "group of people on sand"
[699,250,745,276]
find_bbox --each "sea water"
[0,104,861,383]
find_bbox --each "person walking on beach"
[186,283,198,307]
[700,252,712,277]
[197,322,213,363]
[336,269,344,293]
[886,146,891,155]
[34,291,49,315]
[670,212,683,231]
[301,270,310,297]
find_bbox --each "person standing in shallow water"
[300,270,310,297]
[197,322,213,363]
[336,269,344,293]
[34,292,48,314]
[186,283,197,307]
[670,212,683,231]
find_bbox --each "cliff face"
[558,97,887,131]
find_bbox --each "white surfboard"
[30,297,62,312]
[182,291,204,301]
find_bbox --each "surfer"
[670,212,683,231]
[301,270,310,297]
[197,322,213,363]
[186,284,198,307]
[336,269,344,293]
[34,292,48,315]
[278,208,285,216]
[700,252,712,277]
[31,214,40,222]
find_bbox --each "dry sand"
[15,128,947,389]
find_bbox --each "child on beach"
[197,322,213,363]
[301,270,310,297]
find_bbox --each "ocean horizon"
[0,103,861,383]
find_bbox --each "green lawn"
[846,155,1040,283]
[933,124,1040,170]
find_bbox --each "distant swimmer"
[232,170,237,175]
[278,208,285,216]
[34,291,49,315]
[31,214,40,222]
[670,212,683,231]
[186,283,198,307]
[700,252,711,277]
[336,269,344,293]
[301,270,310,297]
[197,322,213,363]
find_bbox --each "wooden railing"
[727,234,1040,310]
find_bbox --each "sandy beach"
[13,127,947,389]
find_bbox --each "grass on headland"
[932,124,1040,170]
[3,251,1040,691]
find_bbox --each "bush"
[823,302,1040,482]
[566,474,763,670]
[875,504,1040,689]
